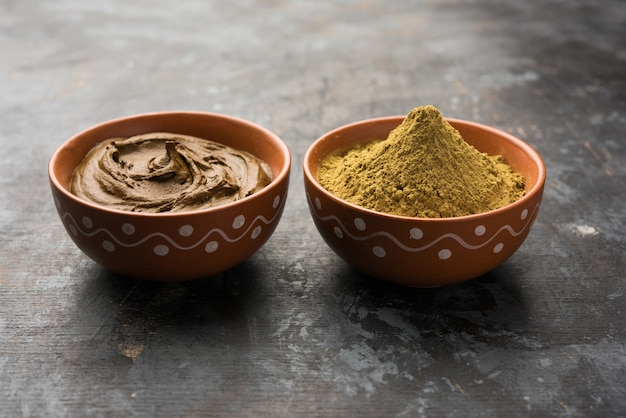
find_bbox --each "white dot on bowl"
[493,243,504,253]
[334,227,343,238]
[315,197,322,210]
[82,216,93,228]
[179,224,194,237]
[474,225,486,236]
[154,245,169,256]
[69,224,78,236]
[521,209,529,220]
[122,223,135,235]
[205,241,219,253]
[251,225,262,239]
[354,218,366,231]
[102,240,115,252]
[54,196,61,210]
[232,215,245,229]
[409,228,423,240]
[373,246,386,258]
[273,195,281,209]
[438,249,452,260]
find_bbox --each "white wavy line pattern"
[60,194,285,252]
[308,192,540,253]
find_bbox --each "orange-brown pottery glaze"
[303,117,545,287]
[49,111,291,281]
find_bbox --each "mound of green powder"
[317,105,525,218]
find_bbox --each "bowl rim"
[49,110,291,217]
[303,115,546,223]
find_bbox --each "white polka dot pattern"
[308,192,540,261]
[57,194,285,257]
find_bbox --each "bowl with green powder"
[303,105,545,287]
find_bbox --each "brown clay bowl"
[49,111,291,281]
[303,116,545,287]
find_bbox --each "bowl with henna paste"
[49,111,290,281]
[303,107,545,287]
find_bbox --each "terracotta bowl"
[49,111,291,281]
[303,116,545,287]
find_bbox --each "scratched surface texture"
[1,0,625,417]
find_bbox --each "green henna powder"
[317,105,526,218]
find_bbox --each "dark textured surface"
[1,1,625,417]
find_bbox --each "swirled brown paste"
[70,132,272,213]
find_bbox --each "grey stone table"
[1,1,624,417]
